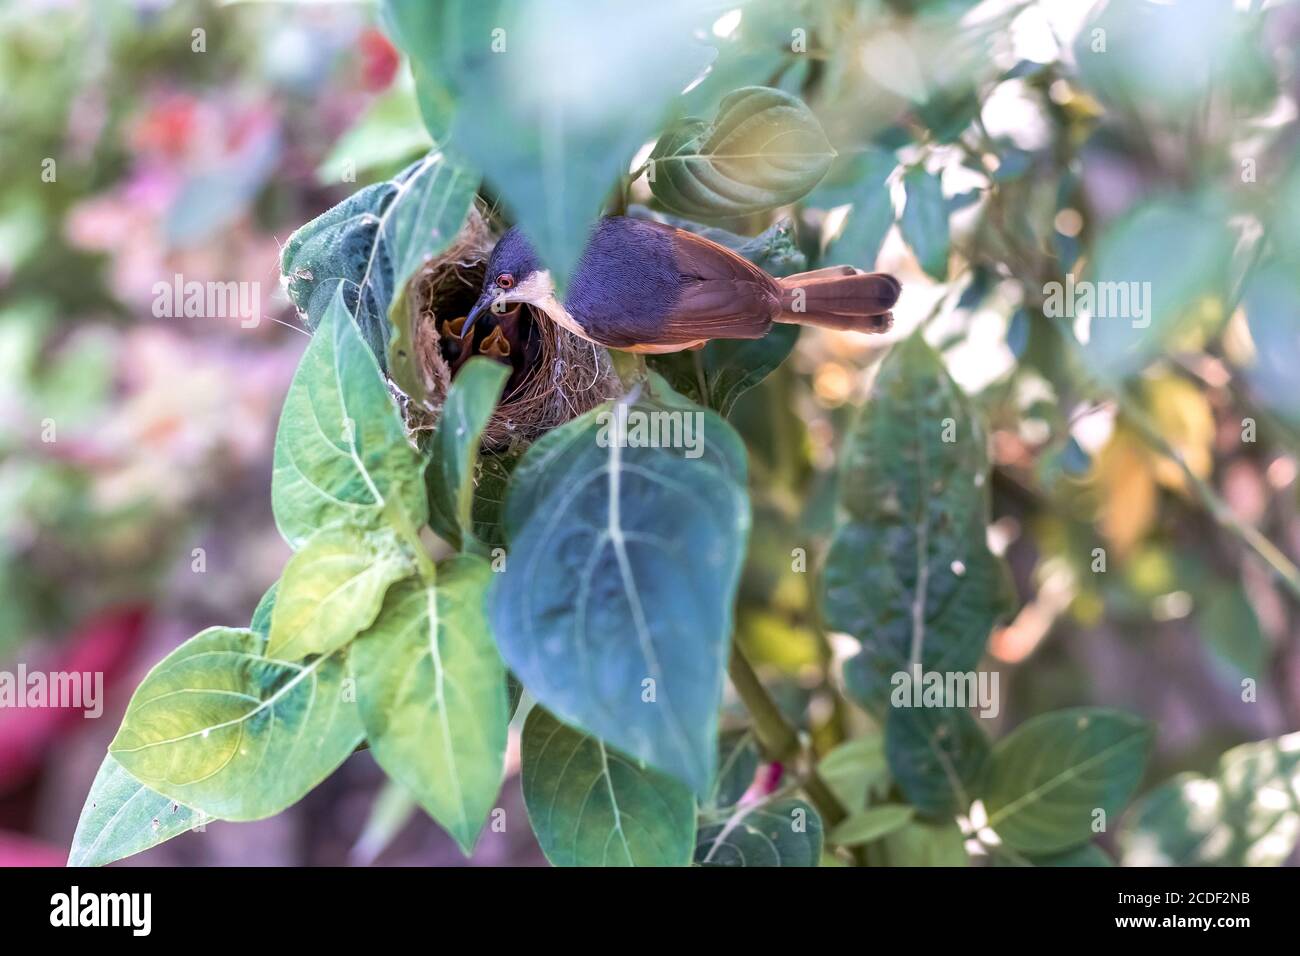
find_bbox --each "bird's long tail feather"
[775,267,900,332]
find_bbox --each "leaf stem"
[727,644,848,829]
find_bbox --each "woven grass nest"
[399,207,621,450]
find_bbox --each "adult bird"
[460,216,900,354]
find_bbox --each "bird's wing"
[655,226,781,342]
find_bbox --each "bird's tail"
[775,267,900,333]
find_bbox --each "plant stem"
[728,644,849,828]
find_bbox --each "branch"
[727,644,849,829]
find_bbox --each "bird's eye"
[496,273,515,290]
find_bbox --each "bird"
[459,216,900,354]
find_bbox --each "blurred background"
[1,0,1298,865]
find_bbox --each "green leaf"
[425,358,510,550]
[109,627,363,821]
[521,706,695,867]
[491,382,750,794]
[819,734,891,812]
[271,289,427,549]
[1196,583,1267,678]
[1081,195,1232,382]
[250,581,277,637]
[471,450,521,550]
[709,730,761,811]
[1026,843,1115,867]
[267,525,413,661]
[878,819,969,866]
[695,797,822,867]
[69,755,202,867]
[281,151,477,368]
[899,168,949,280]
[814,149,897,270]
[649,324,799,420]
[1241,264,1300,429]
[386,0,712,287]
[352,556,507,854]
[829,804,915,846]
[649,86,835,220]
[984,708,1153,854]
[886,705,990,818]
[821,331,1010,710]
[316,76,433,185]
[1118,731,1300,866]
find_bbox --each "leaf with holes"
[490,379,750,794]
[266,525,413,661]
[821,331,1012,711]
[280,150,477,370]
[69,755,202,867]
[352,556,508,854]
[984,708,1152,854]
[108,627,363,821]
[271,289,426,549]
[649,87,835,220]
[521,706,695,867]
[425,358,510,551]
[696,797,822,867]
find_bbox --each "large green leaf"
[649,86,835,220]
[280,151,477,369]
[69,755,201,867]
[984,708,1153,855]
[385,0,712,288]
[822,331,1010,710]
[899,167,949,280]
[886,705,990,818]
[695,797,823,867]
[267,525,413,661]
[271,289,426,549]
[1118,731,1300,866]
[352,556,508,854]
[425,358,510,551]
[108,627,363,821]
[490,381,750,794]
[521,707,695,867]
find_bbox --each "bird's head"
[461,226,554,340]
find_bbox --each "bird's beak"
[460,288,501,340]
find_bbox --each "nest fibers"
[399,207,620,450]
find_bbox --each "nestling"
[461,216,901,354]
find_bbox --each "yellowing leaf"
[1090,427,1157,558]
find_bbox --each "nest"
[399,207,621,450]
